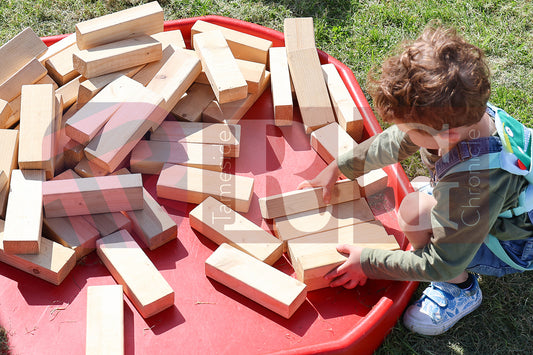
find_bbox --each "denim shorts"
[467,237,533,277]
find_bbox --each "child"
[298,25,533,335]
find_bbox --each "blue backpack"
[433,103,533,271]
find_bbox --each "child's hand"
[297,161,341,204]
[325,244,367,289]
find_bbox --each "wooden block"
[269,47,293,126]
[73,35,163,79]
[3,76,58,129]
[273,198,375,241]
[321,64,364,141]
[310,122,358,164]
[157,164,254,213]
[258,178,360,220]
[66,75,142,145]
[63,139,85,170]
[145,47,202,126]
[45,43,81,86]
[283,18,316,52]
[0,28,47,85]
[131,45,178,87]
[77,65,144,109]
[0,171,6,193]
[287,48,335,133]
[150,121,241,158]
[53,94,66,175]
[0,99,13,129]
[53,169,132,237]
[205,243,307,319]
[96,229,174,318]
[2,170,45,254]
[0,58,47,102]
[356,169,389,197]
[0,220,76,285]
[76,1,164,50]
[38,33,77,65]
[193,30,248,104]
[18,84,56,179]
[42,174,144,217]
[56,75,84,110]
[74,158,109,178]
[190,197,283,265]
[124,187,177,251]
[43,215,100,260]
[191,20,272,64]
[235,59,265,94]
[84,83,165,173]
[151,30,186,49]
[202,71,271,124]
[86,285,124,355]
[0,129,18,218]
[130,140,224,174]
[171,83,215,122]
[287,221,398,291]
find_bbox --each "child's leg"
[398,191,436,249]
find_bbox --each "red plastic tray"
[0,16,417,354]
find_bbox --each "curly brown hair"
[369,25,491,130]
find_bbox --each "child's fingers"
[322,186,332,204]
[296,180,313,190]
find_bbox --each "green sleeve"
[360,169,527,281]
[337,125,420,180]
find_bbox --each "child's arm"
[324,244,368,289]
[296,160,341,203]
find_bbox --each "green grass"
[1,1,532,354]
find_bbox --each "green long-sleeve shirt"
[337,125,533,281]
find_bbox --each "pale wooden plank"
[45,43,81,86]
[63,139,85,171]
[150,121,240,158]
[191,20,272,64]
[43,215,100,260]
[193,30,248,104]
[145,47,201,129]
[113,169,176,251]
[171,83,215,122]
[273,198,375,241]
[0,99,13,129]
[0,129,18,218]
[84,82,165,173]
[56,75,84,110]
[205,243,307,319]
[151,30,186,49]
[321,64,364,141]
[202,71,271,124]
[65,75,142,145]
[130,140,224,174]
[53,94,65,176]
[356,169,389,197]
[74,157,109,178]
[287,48,335,133]
[287,221,399,290]
[131,44,178,87]
[77,65,144,109]
[76,1,164,50]
[283,18,316,52]
[38,33,76,65]
[258,178,360,220]
[0,171,6,193]
[0,58,47,102]
[2,170,45,254]
[0,28,47,85]
[18,84,56,179]
[42,174,144,217]
[96,229,174,318]
[310,122,358,164]
[269,47,293,126]
[157,164,254,213]
[190,197,283,265]
[86,285,124,355]
[0,219,76,285]
[53,169,132,237]
[73,35,163,78]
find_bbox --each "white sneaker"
[403,275,482,335]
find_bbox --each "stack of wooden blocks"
[0,1,400,352]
